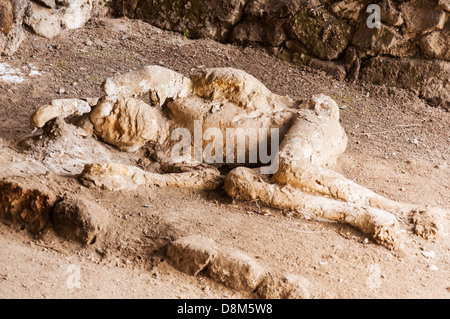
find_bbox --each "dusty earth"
[0,16,449,299]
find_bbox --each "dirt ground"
[0,16,449,299]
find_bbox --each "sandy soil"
[0,16,449,299]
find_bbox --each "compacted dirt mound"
[0,16,449,299]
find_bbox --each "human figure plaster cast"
[30,65,447,249]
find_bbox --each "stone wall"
[113,0,450,109]
[0,0,33,55]
[1,0,95,55]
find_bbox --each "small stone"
[23,3,62,39]
[57,87,65,94]
[166,236,218,276]
[257,273,311,299]
[53,197,110,244]
[208,249,266,292]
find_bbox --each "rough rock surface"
[0,0,14,36]
[256,273,311,299]
[207,249,266,292]
[24,0,92,38]
[419,21,450,61]
[352,22,411,57]
[59,0,92,30]
[166,236,218,276]
[360,57,450,110]
[24,2,61,38]
[114,0,246,42]
[410,208,446,240]
[286,7,353,61]
[164,235,319,297]
[379,0,404,27]
[1,0,92,54]
[399,0,446,34]
[0,0,33,55]
[0,178,56,233]
[53,197,110,244]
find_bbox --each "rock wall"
[0,0,33,55]
[114,0,450,109]
[1,0,95,55]
[24,0,93,39]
